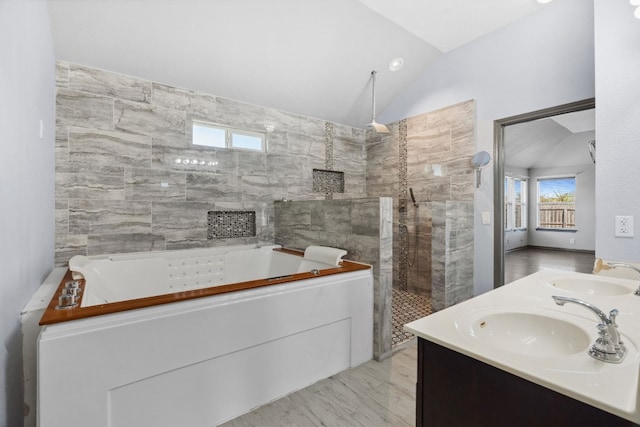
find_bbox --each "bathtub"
[37,245,373,427]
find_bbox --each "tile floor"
[392,289,432,348]
[221,341,418,427]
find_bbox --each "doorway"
[493,98,596,288]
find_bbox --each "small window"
[193,123,226,148]
[231,131,264,151]
[537,176,576,230]
[193,121,265,152]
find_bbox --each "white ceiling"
[505,109,596,170]
[47,0,550,128]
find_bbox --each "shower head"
[366,71,390,134]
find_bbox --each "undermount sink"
[545,277,632,296]
[458,308,591,358]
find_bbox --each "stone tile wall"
[274,197,393,360]
[366,100,475,307]
[54,62,366,265]
[431,201,475,311]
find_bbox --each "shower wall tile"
[55,172,125,200]
[274,197,393,360]
[87,233,166,256]
[56,61,69,87]
[69,64,152,103]
[151,201,213,233]
[152,83,217,120]
[426,100,475,129]
[451,174,475,201]
[55,127,69,166]
[241,175,288,203]
[265,131,289,155]
[215,98,266,131]
[264,108,303,133]
[55,234,88,266]
[54,61,366,270]
[68,128,152,168]
[68,200,152,235]
[367,99,475,300]
[55,199,69,236]
[124,168,186,201]
[56,88,114,131]
[185,173,241,202]
[287,132,326,160]
[114,99,186,139]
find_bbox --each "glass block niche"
[312,169,345,193]
[207,211,256,239]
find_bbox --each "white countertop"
[404,269,640,423]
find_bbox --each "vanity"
[405,270,640,426]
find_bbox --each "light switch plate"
[481,212,491,225]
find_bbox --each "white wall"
[594,0,640,263]
[379,0,595,295]
[0,0,55,425]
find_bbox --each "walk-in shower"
[392,188,433,348]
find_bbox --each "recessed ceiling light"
[631,0,640,6]
[388,58,404,72]
[537,0,552,3]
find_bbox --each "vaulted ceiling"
[47,0,551,128]
[504,109,596,170]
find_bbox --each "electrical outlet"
[615,215,634,237]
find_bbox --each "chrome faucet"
[552,295,626,363]
[607,263,640,296]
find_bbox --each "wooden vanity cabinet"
[416,338,638,427]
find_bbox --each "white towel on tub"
[303,246,347,266]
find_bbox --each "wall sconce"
[471,151,491,188]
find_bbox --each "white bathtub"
[37,245,373,427]
[68,244,347,307]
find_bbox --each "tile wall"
[54,61,366,265]
[366,100,476,308]
[274,197,393,360]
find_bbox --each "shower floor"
[392,288,432,348]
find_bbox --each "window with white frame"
[536,176,576,230]
[192,121,265,152]
[504,175,527,231]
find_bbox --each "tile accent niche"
[54,61,366,265]
[207,211,256,240]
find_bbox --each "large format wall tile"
[366,100,475,300]
[69,64,152,103]
[114,99,186,139]
[69,200,152,235]
[56,88,113,131]
[274,197,393,360]
[68,128,152,168]
[55,61,367,265]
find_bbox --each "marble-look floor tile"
[220,343,416,427]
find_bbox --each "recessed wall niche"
[312,169,345,194]
[207,211,256,239]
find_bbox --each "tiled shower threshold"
[391,288,432,349]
